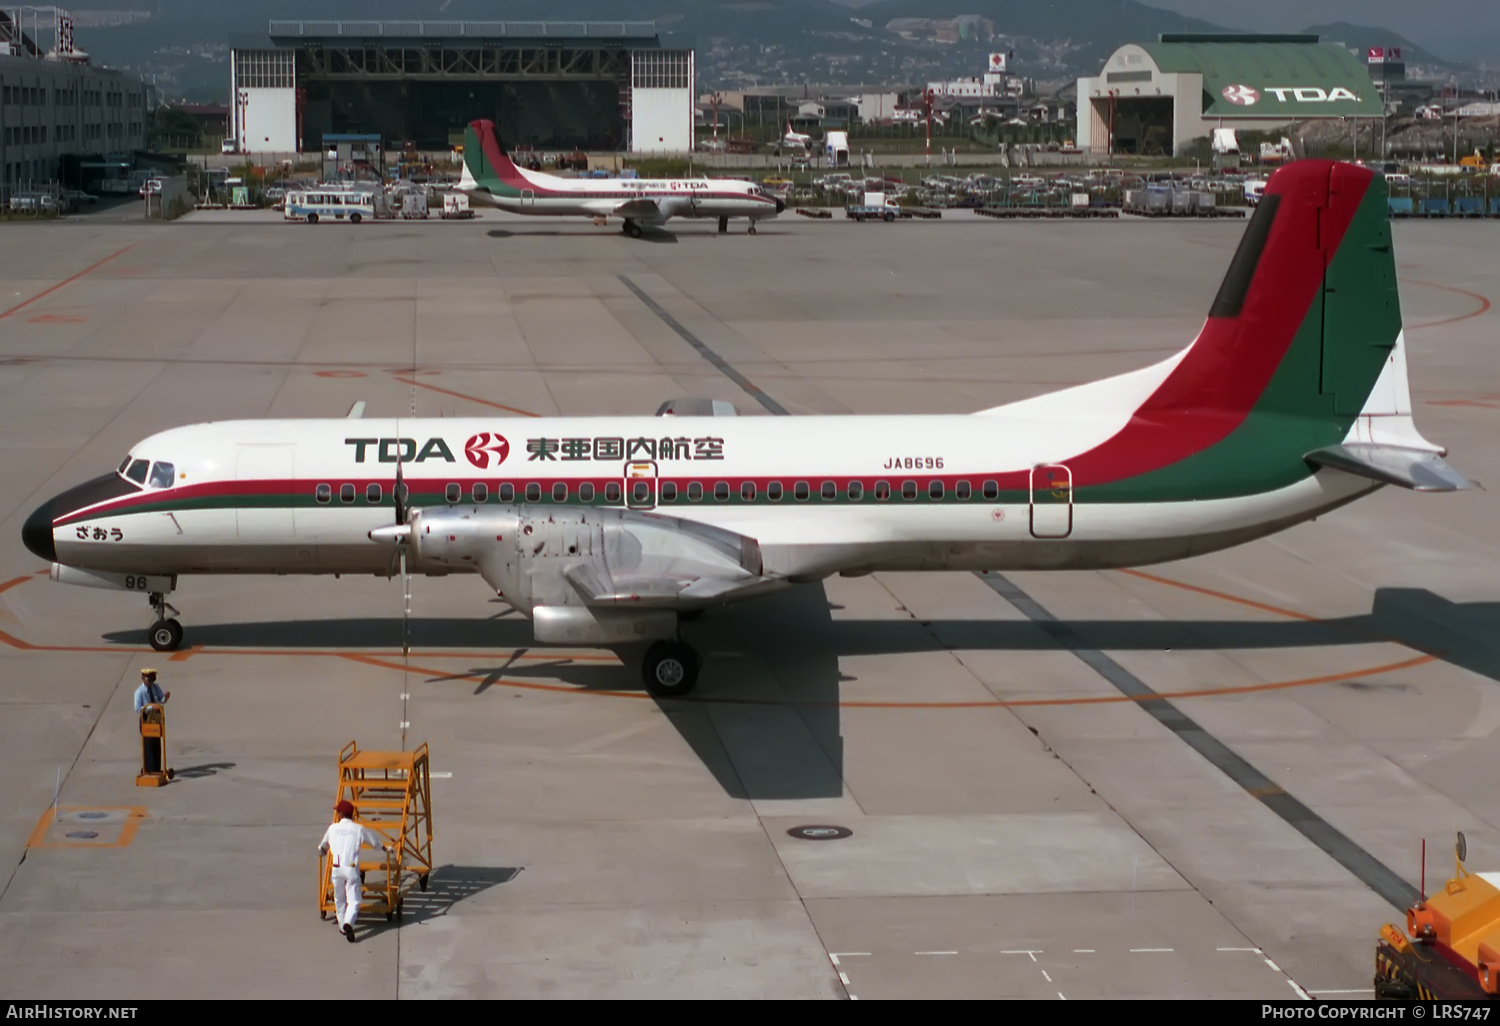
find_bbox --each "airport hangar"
[228,20,695,156]
[1076,34,1383,156]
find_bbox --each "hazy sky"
[1142,1,1500,60]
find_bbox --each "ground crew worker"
[318,799,392,942]
[132,669,169,712]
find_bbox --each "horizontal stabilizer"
[1305,444,1479,492]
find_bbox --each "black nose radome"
[22,500,56,563]
[776,198,786,213]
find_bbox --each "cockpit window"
[124,459,149,485]
[118,456,132,474]
[147,461,176,489]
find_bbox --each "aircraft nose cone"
[775,198,786,213]
[22,499,56,563]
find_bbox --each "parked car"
[138,178,163,198]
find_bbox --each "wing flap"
[1306,443,1479,492]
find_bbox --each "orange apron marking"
[0,244,135,320]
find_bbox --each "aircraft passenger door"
[625,461,657,510]
[1029,464,1073,539]
[235,445,295,538]
[521,188,535,209]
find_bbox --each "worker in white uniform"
[132,668,169,712]
[318,799,392,942]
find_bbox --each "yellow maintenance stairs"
[318,741,434,922]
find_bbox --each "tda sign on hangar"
[1077,33,1384,156]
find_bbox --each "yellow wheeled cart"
[318,740,434,922]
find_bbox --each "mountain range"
[62,1,1465,103]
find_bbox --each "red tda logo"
[464,433,510,469]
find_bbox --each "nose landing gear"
[747,222,758,235]
[148,592,183,652]
[718,215,729,234]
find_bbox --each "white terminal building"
[228,20,695,155]
[1077,34,1382,156]
[0,6,149,191]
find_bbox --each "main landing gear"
[641,639,701,698]
[622,219,644,239]
[148,592,183,652]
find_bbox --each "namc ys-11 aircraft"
[457,119,784,237]
[22,160,1474,696]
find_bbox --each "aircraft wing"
[612,196,696,223]
[1305,443,1479,492]
[613,197,668,223]
[563,563,783,608]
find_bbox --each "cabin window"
[874,480,890,501]
[445,483,461,503]
[820,481,837,501]
[660,482,678,502]
[499,483,514,502]
[982,480,999,501]
[366,483,382,503]
[767,481,783,501]
[848,480,864,500]
[315,483,332,504]
[714,482,730,502]
[579,482,595,502]
[125,458,149,485]
[901,480,917,501]
[687,481,703,501]
[525,483,541,503]
[929,480,944,500]
[472,483,488,503]
[339,483,356,503]
[553,482,568,502]
[604,482,621,503]
[794,481,810,501]
[955,480,972,500]
[632,481,651,504]
[147,461,176,489]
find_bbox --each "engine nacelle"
[532,605,676,644]
[406,504,762,636]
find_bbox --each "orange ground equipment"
[317,741,434,922]
[135,704,172,787]
[1377,833,1500,999]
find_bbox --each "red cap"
[335,800,354,818]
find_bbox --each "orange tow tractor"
[1376,833,1500,999]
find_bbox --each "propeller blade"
[393,457,407,525]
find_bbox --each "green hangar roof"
[1139,34,1383,117]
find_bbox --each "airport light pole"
[923,88,934,166]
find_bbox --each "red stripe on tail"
[469,119,528,190]
[1068,160,1374,485]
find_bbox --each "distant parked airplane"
[457,120,782,237]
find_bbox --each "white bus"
[283,188,378,224]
